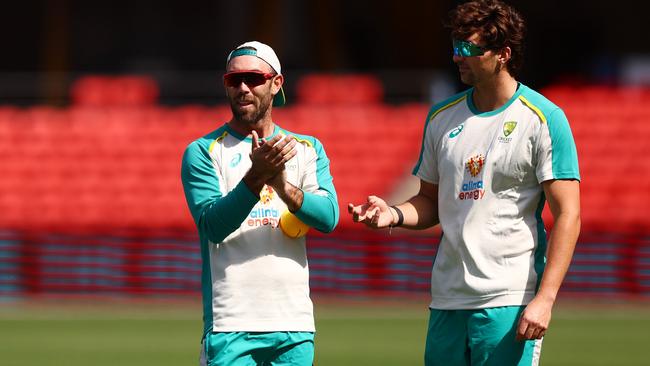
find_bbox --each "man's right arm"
[394,180,439,229]
[348,179,439,230]
[181,142,259,243]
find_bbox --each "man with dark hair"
[348,1,580,365]
[182,41,339,366]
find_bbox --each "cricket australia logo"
[498,121,517,143]
[459,154,486,201]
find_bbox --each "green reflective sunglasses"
[453,39,486,57]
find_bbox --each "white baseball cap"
[226,41,286,107]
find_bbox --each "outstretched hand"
[347,195,394,229]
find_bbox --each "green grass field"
[0,297,648,366]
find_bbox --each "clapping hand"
[249,130,297,181]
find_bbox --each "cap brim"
[273,86,286,107]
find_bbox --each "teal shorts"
[425,307,542,366]
[200,331,314,366]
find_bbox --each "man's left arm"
[516,179,581,340]
[269,137,339,233]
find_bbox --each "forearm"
[536,211,580,302]
[242,169,272,196]
[393,193,439,230]
[271,179,304,212]
[199,180,259,243]
[296,190,339,233]
[269,168,338,233]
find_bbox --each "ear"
[498,46,512,65]
[271,74,284,95]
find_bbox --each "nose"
[233,80,252,93]
[453,54,465,63]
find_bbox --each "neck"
[228,116,275,139]
[472,73,518,113]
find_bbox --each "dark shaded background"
[2,0,649,104]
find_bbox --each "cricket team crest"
[465,154,485,177]
[503,121,517,137]
[499,121,517,143]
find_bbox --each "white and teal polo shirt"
[413,83,580,310]
[181,123,339,335]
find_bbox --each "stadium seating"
[547,86,650,234]
[1,84,649,234]
[69,75,159,107]
[0,79,649,297]
[295,74,384,104]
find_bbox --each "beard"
[229,90,273,125]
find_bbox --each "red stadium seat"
[70,75,159,107]
[295,74,384,104]
[0,84,647,235]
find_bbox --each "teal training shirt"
[181,123,338,334]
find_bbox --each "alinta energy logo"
[459,154,486,200]
[247,185,280,227]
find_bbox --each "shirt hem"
[212,321,315,333]
[428,292,535,310]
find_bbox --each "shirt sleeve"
[535,108,581,183]
[295,138,339,233]
[412,114,439,184]
[181,141,259,243]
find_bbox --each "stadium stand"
[295,74,384,104]
[69,75,159,107]
[0,76,648,298]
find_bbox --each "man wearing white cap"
[181,41,339,365]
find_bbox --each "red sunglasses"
[223,70,275,87]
